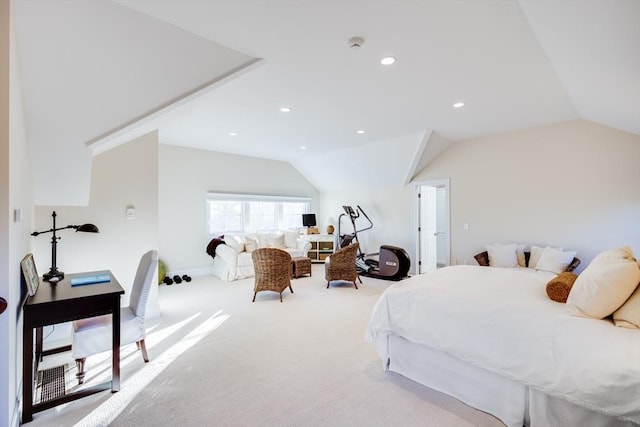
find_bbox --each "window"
[207,193,311,234]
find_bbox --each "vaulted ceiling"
[13,0,639,204]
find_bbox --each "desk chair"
[71,250,158,384]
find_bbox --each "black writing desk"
[22,271,124,423]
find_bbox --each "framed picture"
[21,253,40,297]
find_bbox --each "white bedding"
[365,265,640,424]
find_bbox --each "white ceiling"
[13,0,639,202]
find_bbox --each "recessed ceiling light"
[280,107,291,112]
[299,146,307,150]
[380,56,396,65]
[453,102,465,108]
[356,130,366,134]
[229,132,237,136]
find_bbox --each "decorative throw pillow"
[529,245,563,269]
[613,272,640,329]
[535,247,577,274]
[284,230,298,249]
[566,246,640,319]
[528,246,545,269]
[254,232,269,248]
[474,251,490,266]
[244,236,258,253]
[267,234,285,249]
[515,244,526,267]
[546,272,578,303]
[486,243,518,267]
[225,234,245,254]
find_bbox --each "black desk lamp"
[31,211,99,282]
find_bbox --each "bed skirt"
[379,334,638,427]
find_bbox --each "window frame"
[206,192,311,235]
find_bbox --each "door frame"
[412,178,451,275]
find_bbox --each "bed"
[365,265,640,427]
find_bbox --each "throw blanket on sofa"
[365,265,640,423]
[206,236,225,259]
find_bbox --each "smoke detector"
[348,36,365,49]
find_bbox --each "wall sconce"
[31,211,99,282]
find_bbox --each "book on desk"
[70,274,111,286]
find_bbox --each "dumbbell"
[163,276,174,285]
[182,275,192,282]
[173,275,182,284]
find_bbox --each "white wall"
[319,185,414,264]
[32,132,160,342]
[414,119,640,269]
[1,0,33,424]
[159,145,319,275]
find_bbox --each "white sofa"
[211,230,311,281]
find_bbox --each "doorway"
[413,179,450,274]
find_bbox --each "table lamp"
[326,217,336,234]
[31,211,99,282]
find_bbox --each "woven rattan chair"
[251,248,293,302]
[325,242,362,289]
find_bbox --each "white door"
[414,179,450,274]
[420,186,438,272]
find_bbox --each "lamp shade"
[76,223,99,233]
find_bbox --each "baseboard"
[166,266,212,279]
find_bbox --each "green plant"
[158,259,166,285]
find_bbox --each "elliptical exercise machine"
[337,205,410,281]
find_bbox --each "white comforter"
[365,265,640,423]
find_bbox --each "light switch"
[126,206,135,220]
[463,223,469,230]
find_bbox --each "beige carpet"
[28,265,504,427]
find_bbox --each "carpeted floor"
[27,265,504,427]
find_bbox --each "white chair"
[71,250,158,384]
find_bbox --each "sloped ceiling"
[13,0,639,201]
[14,0,255,204]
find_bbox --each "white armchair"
[71,249,158,384]
[211,231,311,281]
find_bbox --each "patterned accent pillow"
[474,251,490,266]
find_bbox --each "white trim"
[206,192,311,203]
[412,178,451,275]
[166,266,212,279]
[403,130,431,185]
[87,58,263,155]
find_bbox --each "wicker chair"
[251,248,294,302]
[325,243,362,289]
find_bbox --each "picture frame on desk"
[20,253,40,297]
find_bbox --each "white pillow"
[486,243,518,268]
[515,244,526,267]
[529,245,563,269]
[283,230,298,249]
[566,246,640,319]
[613,281,640,328]
[535,247,576,274]
[254,232,269,248]
[244,236,258,253]
[268,234,285,249]
[225,234,245,254]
